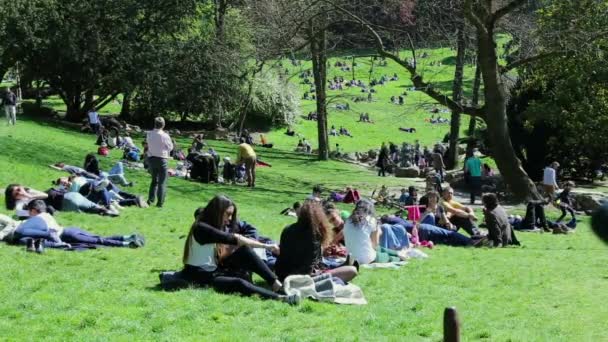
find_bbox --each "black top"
[274,222,322,281]
[191,221,238,246]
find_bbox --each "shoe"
[131,234,145,247]
[128,239,144,248]
[137,196,149,208]
[26,239,35,252]
[127,182,134,187]
[104,208,120,217]
[281,293,301,306]
[34,239,45,254]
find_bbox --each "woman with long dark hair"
[275,201,357,282]
[181,195,299,304]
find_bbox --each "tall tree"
[446,9,467,169]
[309,15,330,160]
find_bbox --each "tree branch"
[463,0,488,34]
[493,0,526,23]
[501,51,560,73]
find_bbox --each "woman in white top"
[343,199,406,264]
[181,195,299,304]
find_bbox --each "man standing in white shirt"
[3,88,17,126]
[542,161,560,200]
[87,107,101,135]
[146,117,173,208]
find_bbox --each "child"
[557,181,577,227]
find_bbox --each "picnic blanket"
[283,274,367,305]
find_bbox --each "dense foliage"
[507,0,608,181]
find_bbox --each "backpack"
[123,149,139,162]
[98,146,109,156]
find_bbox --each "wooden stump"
[443,307,460,342]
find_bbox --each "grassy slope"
[267,46,478,153]
[1,120,607,341]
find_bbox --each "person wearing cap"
[146,117,173,207]
[236,142,257,187]
[464,149,483,204]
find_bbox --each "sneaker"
[104,208,120,217]
[137,196,149,208]
[128,240,144,248]
[34,239,45,254]
[131,234,145,247]
[281,293,301,306]
[26,239,35,252]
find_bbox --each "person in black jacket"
[274,201,358,282]
[376,142,390,177]
[181,195,299,304]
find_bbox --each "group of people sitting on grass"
[160,179,539,305]
[329,125,354,138]
[358,113,373,123]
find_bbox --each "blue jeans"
[418,223,471,246]
[61,227,125,247]
[62,192,99,212]
[105,162,129,186]
[380,224,410,250]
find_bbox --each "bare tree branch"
[501,51,559,73]
[493,0,526,23]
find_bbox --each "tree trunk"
[84,89,94,111]
[446,20,467,169]
[476,29,541,201]
[310,19,329,161]
[468,63,482,136]
[120,91,132,120]
[65,95,84,122]
[238,79,256,137]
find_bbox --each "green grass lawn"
[1,119,607,341]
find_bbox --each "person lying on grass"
[11,200,144,250]
[275,201,358,283]
[343,199,408,265]
[49,162,99,179]
[54,176,148,211]
[181,195,300,305]
[84,154,132,187]
[381,212,472,247]
[5,184,118,219]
